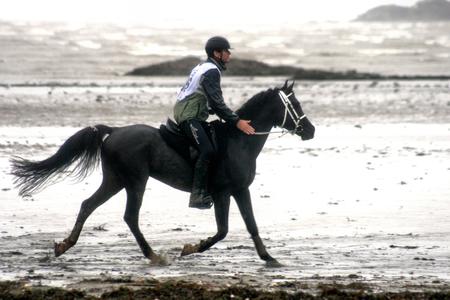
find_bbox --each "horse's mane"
[235,88,278,119]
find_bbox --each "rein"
[253,91,306,136]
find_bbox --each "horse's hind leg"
[123,179,167,265]
[54,170,122,257]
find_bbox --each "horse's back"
[102,124,193,191]
[108,123,156,140]
[102,124,156,156]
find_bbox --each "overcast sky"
[1,0,419,26]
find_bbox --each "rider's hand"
[236,119,255,135]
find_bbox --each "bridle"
[253,90,306,135]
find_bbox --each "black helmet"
[205,36,232,57]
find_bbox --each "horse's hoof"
[266,259,284,268]
[54,241,66,257]
[150,253,170,266]
[180,243,199,256]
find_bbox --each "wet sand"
[1,78,449,298]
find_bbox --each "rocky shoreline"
[2,278,450,300]
[126,56,450,80]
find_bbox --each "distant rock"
[126,56,450,80]
[356,0,450,22]
[127,56,197,76]
[126,56,385,80]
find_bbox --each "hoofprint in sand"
[0,78,449,293]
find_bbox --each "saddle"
[159,119,219,162]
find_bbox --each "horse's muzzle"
[298,124,315,140]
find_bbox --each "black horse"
[11,80,315,267]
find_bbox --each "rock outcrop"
[126,56,384,80]
[356,0,450,22]
[126,56,450,80]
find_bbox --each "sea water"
[1,21,450,82]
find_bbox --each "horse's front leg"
[233,188,282,267]
[181,193,230,256]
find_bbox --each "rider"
[174,36,255,209]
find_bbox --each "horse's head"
[275,80,315,140]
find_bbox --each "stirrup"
[189,193,213,209]
[189,201,213,209]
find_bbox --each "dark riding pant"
[179,119,217,162]
[179,119,216,209]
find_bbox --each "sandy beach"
[1,77,449,298]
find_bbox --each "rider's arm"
[201,69,239,125]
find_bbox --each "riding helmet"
[205,36,232,57]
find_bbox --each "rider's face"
[214,49,231,63]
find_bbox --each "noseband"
[254,90,306,135]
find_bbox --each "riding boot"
[189,158,213,209]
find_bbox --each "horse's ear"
[282,80,288,90]
[288,80,295,92]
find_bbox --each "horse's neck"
[238,91,277,132]
[235,91,277,158]
[237,112,274,159]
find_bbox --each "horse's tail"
[10,124,113,197]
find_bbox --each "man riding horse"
[11,38,315,265]
[174,36,255,209]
